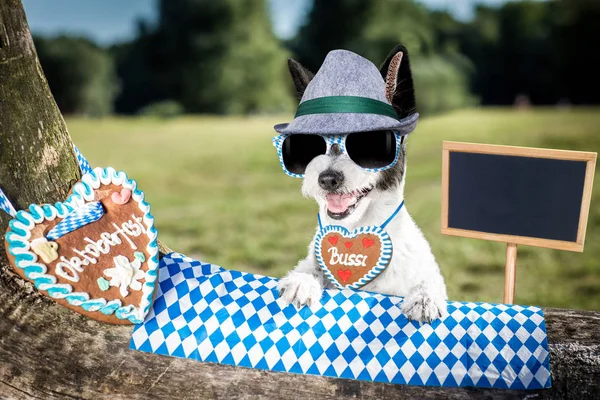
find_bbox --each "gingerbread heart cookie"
[4,167,159,324]
[314,226,392,289]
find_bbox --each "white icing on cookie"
[55,255,84,282]
[52,214,146,283]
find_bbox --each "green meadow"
[68,108,600,310]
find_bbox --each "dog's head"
[288,46,417,225]
[300,138,406,224]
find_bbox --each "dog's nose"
[318,170,344,191]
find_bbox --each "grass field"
[67,108,600,310]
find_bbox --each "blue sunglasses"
[272,131,404,178]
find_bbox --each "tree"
[457,0,600,106]
[0,1,598,398]
[552,0,600,105]
[466,2,557,105]
[35,36,118,116]
[112,29,169,115]
[293,0,474,114]
[116,0,293,114]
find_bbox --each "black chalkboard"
[447,152,587,242]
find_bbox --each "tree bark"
[0,0,81,308]
[0,1,598,399]
[0,0,80,206]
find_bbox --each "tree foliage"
[115,0,293,114]
[293,0,475,115]
[34,36,118,116]
[455,0,600,105]
[33,0,600,115]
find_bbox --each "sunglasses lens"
[282,134,327,175]
[345,130,397,169]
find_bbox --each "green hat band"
[295,96,399,120]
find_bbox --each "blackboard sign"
[442,142,596,252]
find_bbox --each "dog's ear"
[379,45,416,119]
[288,58,314,100]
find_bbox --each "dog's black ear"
[288,58,314,100]
[379,45,416,119]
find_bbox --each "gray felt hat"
[274,49,418,135]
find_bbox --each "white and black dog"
[273,46,448,322]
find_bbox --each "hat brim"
[274,112,418,135]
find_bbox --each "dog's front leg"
[277,243,325,308]
[401,281,448,323]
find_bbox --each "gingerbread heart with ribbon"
[314,225,393,289]
[4,167,159,324]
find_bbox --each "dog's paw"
[401,289,448,323]
[277,271,323,308]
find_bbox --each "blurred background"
[22,0,600,309]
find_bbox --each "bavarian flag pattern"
[46,201,104,241]
[130,253,551,389]
[0,187,17,218]
[73,144,93,175]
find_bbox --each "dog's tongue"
[326,193,356,213]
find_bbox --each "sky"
[22,0,516,46]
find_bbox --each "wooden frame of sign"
[441,141,596,304]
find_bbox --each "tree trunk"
[0,1,598,399]
[0,0,81,310]
[0,0,80,221]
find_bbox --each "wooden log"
[0,1,599,399]
[0,295,599,399]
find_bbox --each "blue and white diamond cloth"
[73,144,93,175]
[0,187,17,218]
[46,201,104,241]
[131,253,551,389]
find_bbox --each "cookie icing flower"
[104,255,145,298]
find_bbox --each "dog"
[273,46,448,322]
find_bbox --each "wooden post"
[503,243,518,304]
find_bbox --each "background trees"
[32,0,600,116]
[115,0,292,115]
[292,0,475,115]
[34,36,118,116]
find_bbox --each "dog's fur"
[277,46,448,322]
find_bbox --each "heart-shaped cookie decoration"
[111,188,132,205]
[314,226,392,289]
[4,167,159,324]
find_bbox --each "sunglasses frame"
[272,131,405,178]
